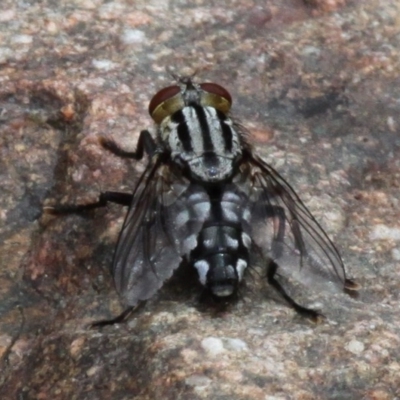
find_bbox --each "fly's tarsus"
[90,306,137,328]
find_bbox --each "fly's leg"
[266,205,308,259]
[266,204,312,273]
[45,130,158,214]
[290,217,308,265]
[90,305,135,328]
[44,191,133,214]
[1,305,24,368]
[264,205,286,259]
[90,301,148,328]
[100,129,157,160]
[264,206,322,321]
[267,260,323,322]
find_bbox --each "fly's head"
[148,78,232,125]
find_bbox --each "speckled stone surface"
[1,0,400,399]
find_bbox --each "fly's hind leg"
[264,205,286,259]
[265,205,308,261]
[267,259,323,322]
[264,204,323,321]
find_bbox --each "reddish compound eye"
[148,85,181,116]
[199,83,232,106]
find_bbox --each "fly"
[46,77,358,322]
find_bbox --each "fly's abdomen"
[190,188,250,297]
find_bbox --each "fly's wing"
[242,154,349,293]
[112,157,209,306]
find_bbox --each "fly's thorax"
[160,105,242,182]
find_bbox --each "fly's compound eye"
[149,82,232,124]
[149,85,183,124]
[199,82,232,115]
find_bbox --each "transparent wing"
[241,153,350,293]
[112,157,209,306]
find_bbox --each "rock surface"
[1,0,400,398]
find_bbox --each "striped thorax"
[149,80,243,182]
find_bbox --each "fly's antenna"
[166,67,198,85]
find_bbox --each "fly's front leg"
[100,129,157,160]
[267,259,323,322]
